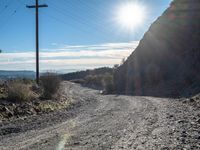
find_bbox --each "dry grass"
[7,82,33,102]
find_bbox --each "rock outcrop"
[114,0,200,97]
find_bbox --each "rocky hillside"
[114,0,200,97]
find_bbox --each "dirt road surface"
[0,82,199,150]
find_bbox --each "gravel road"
[0,82,199,150]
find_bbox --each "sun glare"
[116,3,145,31]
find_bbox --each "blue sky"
[0,0,172,72]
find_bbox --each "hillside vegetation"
[61,67,113,81]
[61,67,115,92]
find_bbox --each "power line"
[48,1,112,41]
[18,0,111,41]
[43,12,99,40]
[17,0,116,42]
[18,0,97,40]
[51,0,108,31]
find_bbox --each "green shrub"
[7,82,32,102]
[102,73,114,94]
[40,72,61,99]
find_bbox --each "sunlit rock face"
[114,0,200,97]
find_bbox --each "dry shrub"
[40,72,61,99]
[7,82,32,102]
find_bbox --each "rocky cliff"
[114,0,200,97]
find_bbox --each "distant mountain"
[0,70,35,79]
[114,0,200,97]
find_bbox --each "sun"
[116,3,145,31]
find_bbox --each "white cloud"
[0,41,139,72]
[51,43,58,46]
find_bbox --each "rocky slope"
[114,0,200,97]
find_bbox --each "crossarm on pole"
[26,4,48,8]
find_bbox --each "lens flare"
[116,2,145,31]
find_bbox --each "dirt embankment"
[0,82,75,122]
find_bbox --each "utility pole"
[26,0,48,84]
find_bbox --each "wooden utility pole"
[26,0,48,84]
